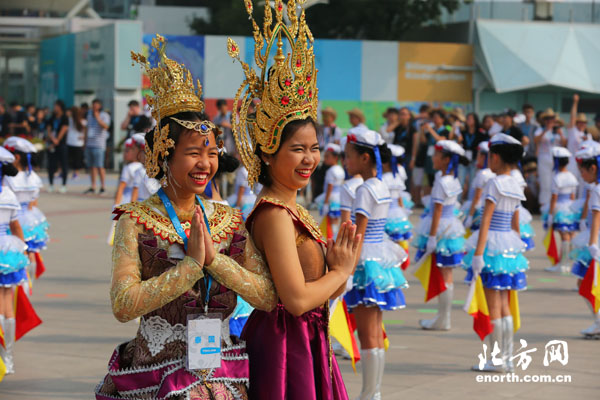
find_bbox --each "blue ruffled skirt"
[18,208,49,252]
[462,229,529,290]
[569,227,595,279]
[0,235,29,287]
[345,239,408,310]
[385,204,413,241]
[542,201,579,232]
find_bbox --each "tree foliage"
[189,0,460,40]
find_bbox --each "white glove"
[580,219,588,230]
[589,244,600,261]
[547,214,554,229]
[320,204,329,217]
[464,215,473,229]
[426,235,437,254]
[472,255,485,278]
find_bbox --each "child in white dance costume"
[0,147,30,374]
[343,130,408,400]
[465,133,529,372]
[3,137,48,277]
[463,141,495,232]
[510,167,535,251]
[544,147,579,272]
[130,133,160,203]
[569,142,600,337]
[383,144,413,245]
[413,140,468,330]
[315,143,345,236]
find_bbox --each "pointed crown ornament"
[131,34,219,186]
[228,0,318,187]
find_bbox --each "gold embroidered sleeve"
[110,216,205,323]
[204,232,277,312]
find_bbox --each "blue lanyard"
[156,188,213,312]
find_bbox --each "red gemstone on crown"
[306,75,312,82]
[281,96,290,105]
[285,78,291,87]
[231,45,237,52]
[298,87,305,95]
[296,59,301,68]
[278,3,283,11]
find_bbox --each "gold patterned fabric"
[110,194,277,323]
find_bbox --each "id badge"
[465,150,473,162]
[427,145,435,156]
[187,313,222,370]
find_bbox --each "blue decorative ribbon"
[156,188,210,251]
[374,146,383,180]
[26,153,32,175]
[204,179,213,199]
[483,153,488,169]
[446,154,459,177]
[596,156,600,183]
[391,156,399,177]
[553,157,559,172]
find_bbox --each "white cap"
[490,133,521,146]
[551,146,571,159]
[4,137,37,153]
[131,133,146,147]
[575,143,600,161]
[434,140,465,156]
[478,141,490,153]
[347,130,384,148]
[325,143,341,155]
[347,125,369,137]
[388,144,405,158]
[0,147,15,164]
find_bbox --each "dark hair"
[466,112,480,132]
[555,157,570,168]
[352,142,391,167]
[214,152,240,180]
[92,98,102,106]
[70,106,84,132]
[128,100,140,107]
[54,99,66,113]
[216,99,227,108]
[1,163,18,177]
[429,108,446,121]
[489,143,523,165]
[13,150,34,170]
[440,150,470,166]
[522,103,534,111]
[257,117,317,187]
[419,104,430,113]
[80,102,89,109]
[25,103,34,110]
[146,111,219,181]
[580,158,598,172]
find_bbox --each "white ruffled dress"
[314,164,345,218]
[541,171,579,232]
[510,169,535,250]
[570,183,600,279]
[382,171,413,242]
[412,174,466,267]
[344,178,408,310]
[462,175,529,290]
[5,171,48,253]
[0,186,29,287]
[459,168,495,230]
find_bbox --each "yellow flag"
[0,356,6,382]
[510,290,521,333]
[329,300,358,372]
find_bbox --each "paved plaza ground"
[0,174,598,399]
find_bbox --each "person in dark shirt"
[0,103,10,137]
[47,99,70,193]
[501,109,529,147]
[393,106,416,186]
[120,100,151,140]
[8,102,29,136]
[422,108,450,186]
[458,112,486,194]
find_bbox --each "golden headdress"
[228,0,318,187]
[131,34,219,186]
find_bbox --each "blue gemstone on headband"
[205,138,209,146]
[201,124,208,131]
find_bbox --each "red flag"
[34,253,46,279]
[414,254,447,302]
[464,276,493,341]
[580,259,600,313]
[14,286,42,341]
[543,228,560,265]
[401,252,410,271]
